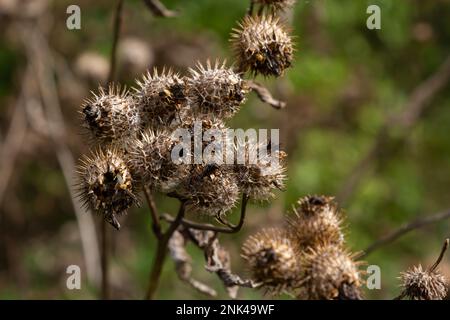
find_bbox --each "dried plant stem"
[143,186,162,239]
[429,238,449,272]
[108,0,124,84]
[97,0,125,300]
[145,201,186,299]
[359,209,450,258]
[162,194,249,234]
[142,0,177,17]
[100,220,110,299]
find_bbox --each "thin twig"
[338,55,450,204]
[247,80,286,109]
[143,186,162,239]
[429,238,449,272]
[145,201,186,299]
[161,194,249,234]
[100,220,109,299]
[108,0,125,84]
[142,0,178,17]
[359,209,450,258]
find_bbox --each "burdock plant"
[74,0,449,301]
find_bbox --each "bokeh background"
[1,0,450,299]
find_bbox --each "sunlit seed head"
[81,85,142,146]
[177,164,240,217]
[298,245,363,300]
[287,195,344,249]
[234,139,287,201]
[135,68,187,128]
[186,60,248,119]
[76,148,138,230]
[231,15,294,77]
[399,265,448,300]
[128,129,189,192]
[242,228,300,295]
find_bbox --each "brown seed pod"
[81,85,142,146]
[135,68,187,128]
[242,228,300,295]
[297,245,363,300]
[231,15,293,77]
[253,0,296,12]
[398,240,449,300]
[186,60,248,119]
[176,164,240,217]
[77,148,138,230]
[128,129,189,192]
[399,265,448,300]
[234,139,286,201]
[176,117,232,165]
[287,195,344,249]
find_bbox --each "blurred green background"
[0,0,449,299]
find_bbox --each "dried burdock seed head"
[398,239,449,300]
[253,0,296,12]
[81,85,142,146]
[242,228,300,294]
[287,195,344,249]
[177,164,240,217]
[186,60,248,119]
[177,117,232,164]
[77,148,138,230]
[135,68,187,128]
[234,139,286,201]
[298,245,363,300]
[128,129,189,192]
[231,15,293,77]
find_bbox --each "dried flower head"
[186,60,248,118]
[399,265,447,300]
[231,15,293,77]
[128,129,189,192]
[177,117,232,165]
[253,0,296,12]
[398,239,449,300]
[177,164,240,217]
[242,228,300,294]
[298,245,363,300]
[287,195,344,249]
[234,139,286,200]
[81,85,142,145]
[135,68,187,128]
[77,148,138,230]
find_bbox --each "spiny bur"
[287,195,344,249]
[297,244,363,300]
[231,15,293,77]
[242,228,300,295]
[234,139,286,201]
[398,239,449,300]
[187,60,248,119]
[77,148,138,230]
[128,129,189,192]
[177,164,240,217]
[81,85,142,146]
[135,68,187,128]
